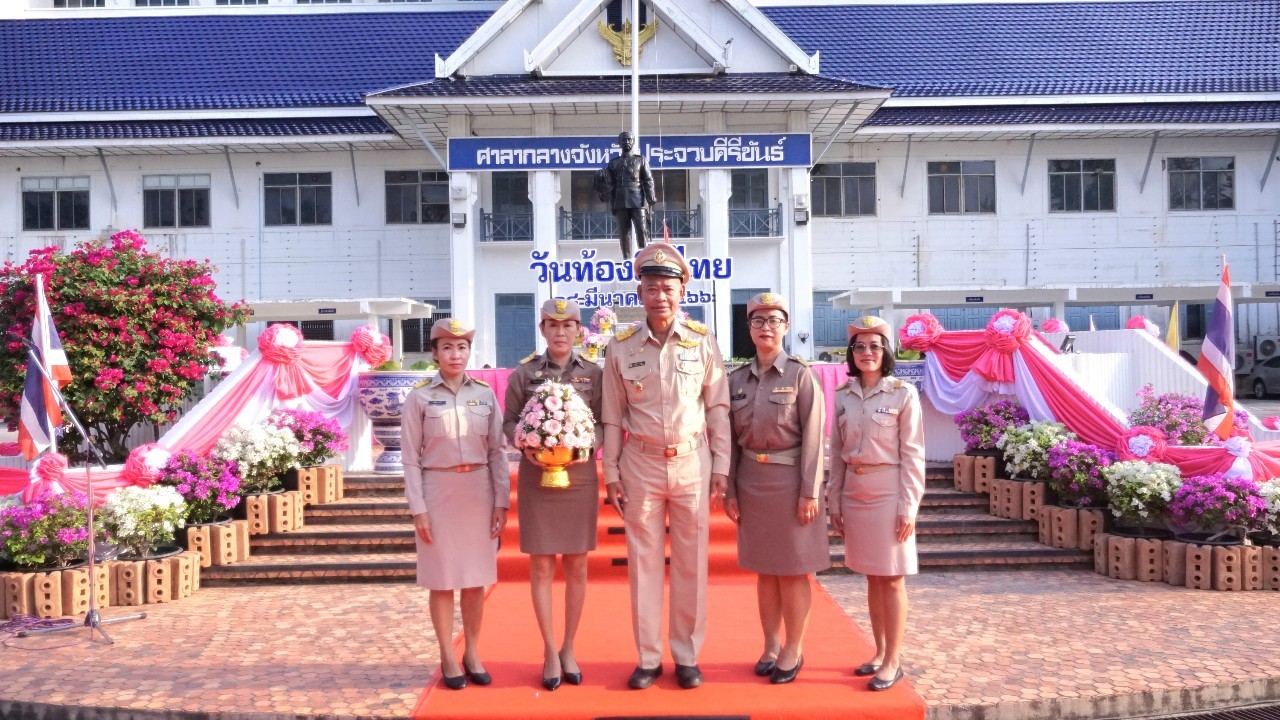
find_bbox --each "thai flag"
[17,274,72,461]
[1196,262,1235,441]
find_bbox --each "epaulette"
[614,323,639,341]
[413,378,433,389]
[789,355,810,367]
[471,378,491,387]
[728,362,751,376]
[835,380,851,391]
[891,378,905,389]
[684,318,708,335]
[519,352,539,364]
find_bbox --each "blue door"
[495,293,535,368]
[1064,305,1121,330]
[930,307,998,330]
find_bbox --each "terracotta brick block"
[1107,536,1136,580]
[2,572,35,619]
[1135,538,1164,583]
[33,571,63,619]
[1093,532,1109,575]
[1051,507,1079,550]
[290,490,305,529]
[973,456,996,494]
[298,466,322,506]
[953,454,975,492]
[232,519,251,561]
[1264,547,1280,591]
[91,564,110,609]
[1242,545,1263,591]
[1212,546,1242,591]
[185,525,212,568]
[111,562,145,607]
[170,553,195,599]
[320,465,339,504]
[1001,480,1023,520]
[1077,508,1105,551]
[244,494,270,536]
[269,491,295,533]
[1185,544,1213,590]
[1022,481,1045,522]
[188,551,201,593]
[1164,541,1188,587]
[210,524,237,566]
[334,465,345,500]
[60,567,91,616]
[1038,513,1052,546]
[145,558,172,604]
[988,479,1003,517]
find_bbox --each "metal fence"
[558,207,702,241]
[479,211,534,242]
[729,204,782,237]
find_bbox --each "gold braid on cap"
[448,319,464,335]
[761,293,776,306]
[862,317,878,328]
[555,299,568,314]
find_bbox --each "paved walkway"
[0,568,1276,719]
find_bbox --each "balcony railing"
[480,210,533,242]
[729,204,783,238]
[558,206,702,241]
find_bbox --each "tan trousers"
[619,441,711,668]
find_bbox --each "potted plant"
[996,420,1075,481]
[100,485,188,560]
[1045,440,1115,507]
[0,490,102,570]
[1259,479,1280,546]
[158,450,242,525]
[213,421,302,495]
[954,401,1029,456]
[590,306,617,335]
[1168,472,1269,545]
[1127,385,1251,447]
[268,409,349,468]
[582,333,609,362]
[1101,460,1181,537]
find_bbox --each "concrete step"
[828,538,1090,573]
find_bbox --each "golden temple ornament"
[597,18,658,67]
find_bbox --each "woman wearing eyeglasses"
[723,293,827,685]
[827,316,925,691]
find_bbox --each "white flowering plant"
[213,422,302,494]
[1260,479,1280,536]
[101,485,187,558]
[1102,460,1182,527]
[995,420,1075,479]
[512,381,596,455]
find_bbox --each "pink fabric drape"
[0,465,131,504]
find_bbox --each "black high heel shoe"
[560,652,583,685]
[463,661,491,687]
[753,658,777,677]
[441,673,467,690]
[869,667,904,691]
[770,656,803,685]
[542,674,562,691]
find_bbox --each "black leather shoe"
[441,673,467,690]
[675,664,703,689]
[770,656,803,685]
[869,667,904,691]
[628,665,663,689]
[854,662,881,677]
[564,670,583,686]
[753,659,777,677]
[464,664,492,686]
[542,675,562,691]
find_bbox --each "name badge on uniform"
[876,407,899,415]
[772,386,795,394]
[629,361,646,369]
[679,351,700,362]
[571,376,592,384]
[530,378,546,385]
[428,400,447,406]
[732,390,747,400]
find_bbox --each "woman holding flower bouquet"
[724,293,827,685]
[401,319,510,691]
[503,298,603,691]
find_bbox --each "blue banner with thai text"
[449,134,811,171]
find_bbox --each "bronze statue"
[595,131,656,258]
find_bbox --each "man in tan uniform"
[602,243,731,690]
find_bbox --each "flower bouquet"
[0,490,102,569]
[1102,460,1182,531]
[954,401,1029,453]
[158,450,242,523]
[591,306,618,334]
[1169,472,1268,544]
[213,422,302,494]
[1045,440,1115,507]
[267,409,350,467]
[512,381,597,489]
[995,420,1075,480]
[582,333,610,362]
[101,485,187,559]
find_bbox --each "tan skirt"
[735,460,829,576]
[839,465,918,576]
[413,468,498,590]
[515,457,599,555]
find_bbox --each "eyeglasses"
[749,317,787,329]
[852,343,885,354]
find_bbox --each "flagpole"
[35,274,56,455]
[630,0,640,146]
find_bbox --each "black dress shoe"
[563,670,583,686]
[869,667,904,691]
[675,664,703,689]
[628,665,663,689]
[753,659,777,677]
[542,674,562,691]
[441,673,467,690]
[854,662,881,677]
[770,656,803,685]
[464,665,492,686]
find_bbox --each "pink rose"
[542,419,563,436]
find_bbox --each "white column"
[784,110,816,359]
[700,169,733,344]
[449,169,481,356]
[529,114,559,354]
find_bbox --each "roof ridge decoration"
[436,0,538,79]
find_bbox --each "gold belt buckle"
[854,466,866,475]
[663,447,677,458]
[756,453,769,464]
[458,464,477,473]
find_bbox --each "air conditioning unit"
[1255,336,1280,362]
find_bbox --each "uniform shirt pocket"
[675,361,704,397]
[621,364,653,402]
[729,395,753,436]
[768,392,797,426]
[423,407,451,438]
[466,404,493,435]
[870,411,899,437]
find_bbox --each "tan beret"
[634,243,690,284]
[746,292,788,319]
[429,318,476,342]
[847,315,891,342]
[540,297,581,322]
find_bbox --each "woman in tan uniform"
[401,320,510,691]
[724,293,827,685]
[827,316,925,692]
[502,298,603,691]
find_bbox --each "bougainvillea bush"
[1168,473,1268,541]
[996,421,1075,479]
[157,450,242,523]
[0,230,248,461]
[954,401,1029,452]
[0,490,102,568]
[1045,440,1116,507]
[267,409,349,467]
[1127,385,1251,446]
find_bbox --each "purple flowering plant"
[158,450,242,524]
[267,409,349,467]
[1045,440,1116,507]
[1128,385,1251,446]
[1168,472,1268,541]
[0,490,102,568]
[955,401,1030,452]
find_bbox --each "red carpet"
[412,469,926,720]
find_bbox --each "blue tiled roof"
[371,73,884,98]
[763,1,1280,97]
[0,117,393,142]
[0,12,489,113]
[865,102,1280,127]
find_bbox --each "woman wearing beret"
[724,293,828,685]
[401,319,510,690]
[827,316,926,691]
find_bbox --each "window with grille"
[403,300,452,353]
[144,174,211,228]
[54,0,105,7]
[281,321,335,342]
[927,161,996,214]
[264,172,333,226]
[1168,157,1234,211]
[216,0,268,4]
[1048,159,1115,212]
[135,0,191,6]
[385,171,449,224]
[811,162,876,217]
[22,177,89,231]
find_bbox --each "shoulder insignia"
[789,356,810,367]
[413,378,433,389]
[614,323,639,341]
[835,380,851,392]
[520,352,539,364]
[892,378,905,389]
[728,362,750,376]
[684,318,708,335]
[471,378,490,388]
